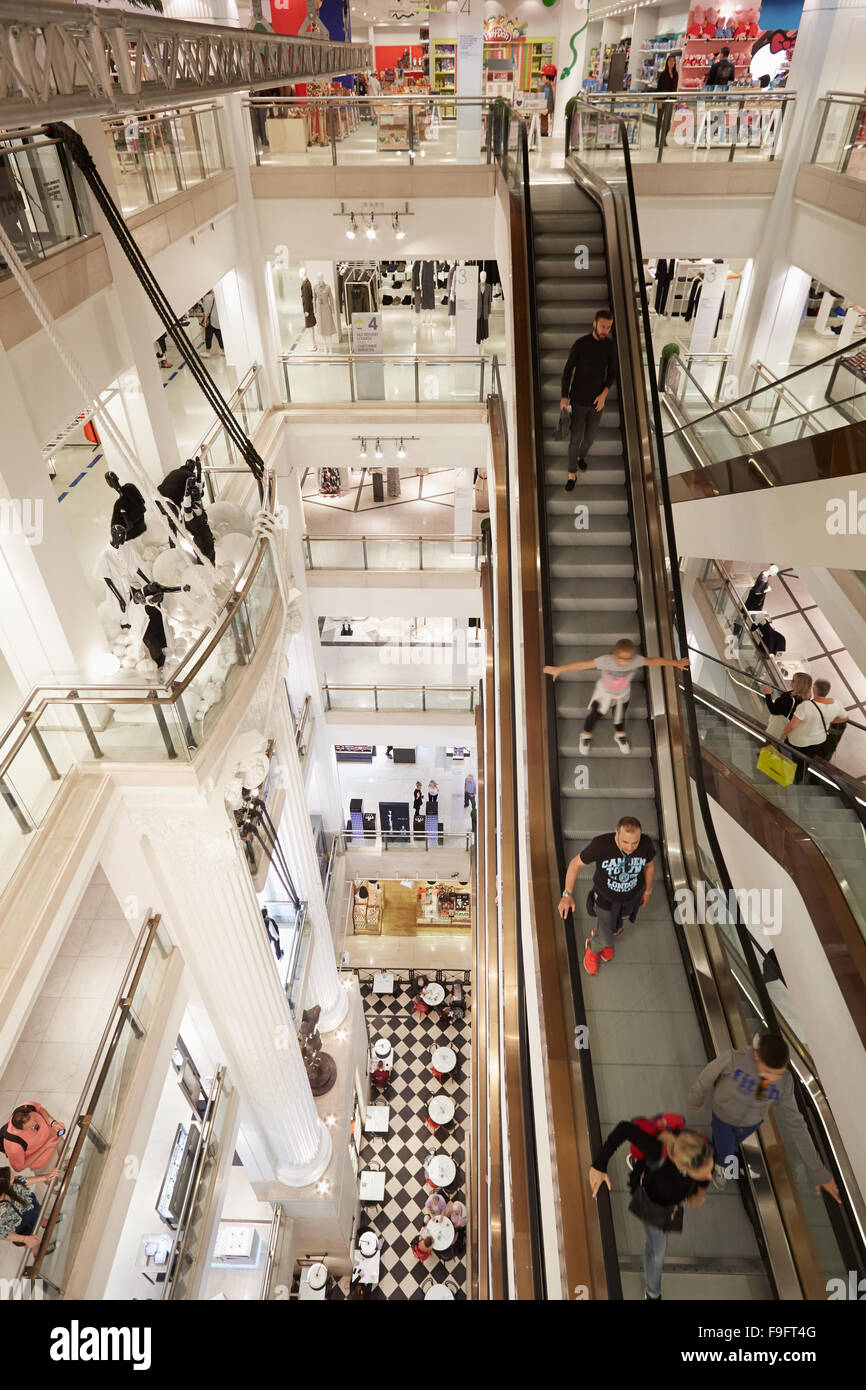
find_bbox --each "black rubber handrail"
[688,642,866,739]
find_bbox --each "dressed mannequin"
[158,457,216,566]
[447,260,462,339]
[300,266,317,351]
[476,270,491,346]
[129,574,190,671]
[105,471,147,540]
[420,259,436,326]
[96,524,148,647]
[410,260,421,316]
[744,565,779,612]
[313,273,338,351]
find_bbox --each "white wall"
[255,199,497,265]
[709,797,866,1200]
[789,200,866,309]
[283,417,489,472]
[635,198,775,260]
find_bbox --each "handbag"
[552,406,571,441]
[756,743,797,786]
[628,1177,684,1233]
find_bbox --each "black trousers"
[584,699,629,735]
[205,323,223,351]
[791,742,824,785]
[568,404,603,472]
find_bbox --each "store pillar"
[456,5,484,164]
[135,799,333,1186]
[553,0,590,140]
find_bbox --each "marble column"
[135,801,332,1185]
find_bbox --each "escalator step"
[535,255,609,279]
[534,233,605,256]
[550,547,634,579]
[558,718,650,757]
[546,485,629,516]
[550,581,638,613]
[562,796,659,841]
[536,279,610,302]
[556,688,648,721]
[552,611,639,642]
[537,305,604,327]
[548,519,632,547]
[559,754,655,797]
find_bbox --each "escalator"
[497,105,866,1300]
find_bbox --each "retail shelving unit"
[432,39,456,118]
[680,36,755,89]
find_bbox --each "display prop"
[352,311,385,399]
[483,15,527,40]
[453,262,479,394]
[299,1005,337,1097]
[690,260,728,354]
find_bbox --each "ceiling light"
[365,214,377,240]
[374,439,383,459]
[336,1028,348,1042]
[316,1179,330,1195]
[359,437,367,459]
[392,212,405,239]
[346,213,357,239]
[325,1113,337,1127]
[397,439,406,458]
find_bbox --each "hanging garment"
[110,482,147,540]
[684,277,702,321]
[411,261,422,313]
[447,264,457,316]
[483,260,501,291]
[319,467,341,496]
[476,280,492,343]
[313,280,338,337]
[301,277,316,328]
[94,539,148,644]
[654,258,675,314]
[420,260,436,311]
[752,619,786,657]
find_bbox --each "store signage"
[352,312,385,400]
[483,15,528,40]
[690,261,728,356]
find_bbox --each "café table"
[425,1153,456,1189]
[428,1095,455,1126]
[425,1284,455,1300]
[425,1215,454,1252]
[421,981,445,1007]
[364,1105,390,1135]
[431,1046,456,1076]
[360,1169,386,1202]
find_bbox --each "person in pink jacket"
[1,1103,65,1173]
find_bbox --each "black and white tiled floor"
[333,975,472,1300]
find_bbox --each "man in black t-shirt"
[557,814,656,975]
[559,308,616,491]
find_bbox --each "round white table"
[358,1231,378,1258]
[425,1284,455,1300]
[428,1094,456,1125]
[426,1153,456,1189]
[307,1261,328,1291]
[425,1215,454,1252]
[422,982,445,1006]
[373,1038,391,1059]
[431,1046,456,1075]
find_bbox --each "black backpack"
[0,1124,27,1158]
[715,58,735,83]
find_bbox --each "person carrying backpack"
[589,1120,713,1300]
[704,46,735,86]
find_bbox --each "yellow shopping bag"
[757,744,797,787]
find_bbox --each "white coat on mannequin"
[313,274,338,349]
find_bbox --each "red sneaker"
[600,946,614,962]
[583,939,600,976]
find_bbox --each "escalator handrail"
[566,97,866,1276]
[688,641,866,741]
[494,109,622,1300]
[663,330,866,435]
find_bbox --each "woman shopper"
[0,1166,60,1250]
[655,54,679,148]
[781,689,830,785]
[589,1125,713,1300]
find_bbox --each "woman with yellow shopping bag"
[759,673,826,786]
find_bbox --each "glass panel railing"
[0,135,92,276]
[279,354,488,405]
[322,683,475,713]
[23,914,174,1297]
[104,105,227,219]
[246,97,494,169]
[811,94,866,182]
[573,91,795,166]
[302,535,480,571]
[163,1067,234,1300]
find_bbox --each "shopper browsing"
[655,54,679,148]
[704,46,736,87]
[559,309,617,491]
[558,815,656,976]
[544,639,689,755]
[689,1031,841,1202]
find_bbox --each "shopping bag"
[552,406,571,441]
[756,744,797,787]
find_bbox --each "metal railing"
[246,94,497,168]
[20,911,174,1296]
[0,368,278,900]
[322,682,476,713]
[163,1066,233,1300]
[279,352,491,405]
[810,92,866,181]
[577,89,795,164]
[303,533,482,572]
[103,101,227,218]
[0,128,92,277]
[199,363,266,484]
[333,828,473,852]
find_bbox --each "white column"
[273,685,348,1032]
[553,0,591,140]
[0,341,107,691]
[74,117,181,481]
[456,4,484,164]
[220,95,283,407]
[136,801,333,1185]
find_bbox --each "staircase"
[530,182,771,1299]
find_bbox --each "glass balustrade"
[104,105,227,219]
[323,684,476,713]
[573,92,795,167]
[0,135,92,276]
[811,94,866,182]
[303,535,480,571]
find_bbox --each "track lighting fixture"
[374,439,383,460]
[359,437,367,459]
[346,213,357,240]
[397,439,406,458]
[365,214,377,240]
[392,213,405,239]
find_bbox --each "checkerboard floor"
[333,975,472,1300]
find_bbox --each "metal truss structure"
[0,2,371,125]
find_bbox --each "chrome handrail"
[103,101,225,127]
[280,353,489,364]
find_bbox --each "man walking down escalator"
[557,815,655,976]
[559,309,617,492]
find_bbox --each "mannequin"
[410,260,421,316]
[105,471,147,540]
[447,260,459,339]
[299,266,317,351]
[158,457,216,566]
[313,273,338,352]
[419,259,436,326]
[476,270,491,346]
[96,524,148,646]
[744,565,779,612]
[130,574,191,671]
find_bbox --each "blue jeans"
[643,1221,667,1299]
[712,1114,761,1174]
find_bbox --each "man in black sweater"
[559,308,616,491]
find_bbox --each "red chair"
[425,1116,439,1133]
[430,1066,443,1081]
[413,999,430,1018]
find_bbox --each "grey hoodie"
[689,1047,831,1186]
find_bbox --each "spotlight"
[397,439,406,458]
[392,213,405,239]
[365,215,377,240]
[359,437,367,459]
[374,439,383,459]
[346,213,357,240]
